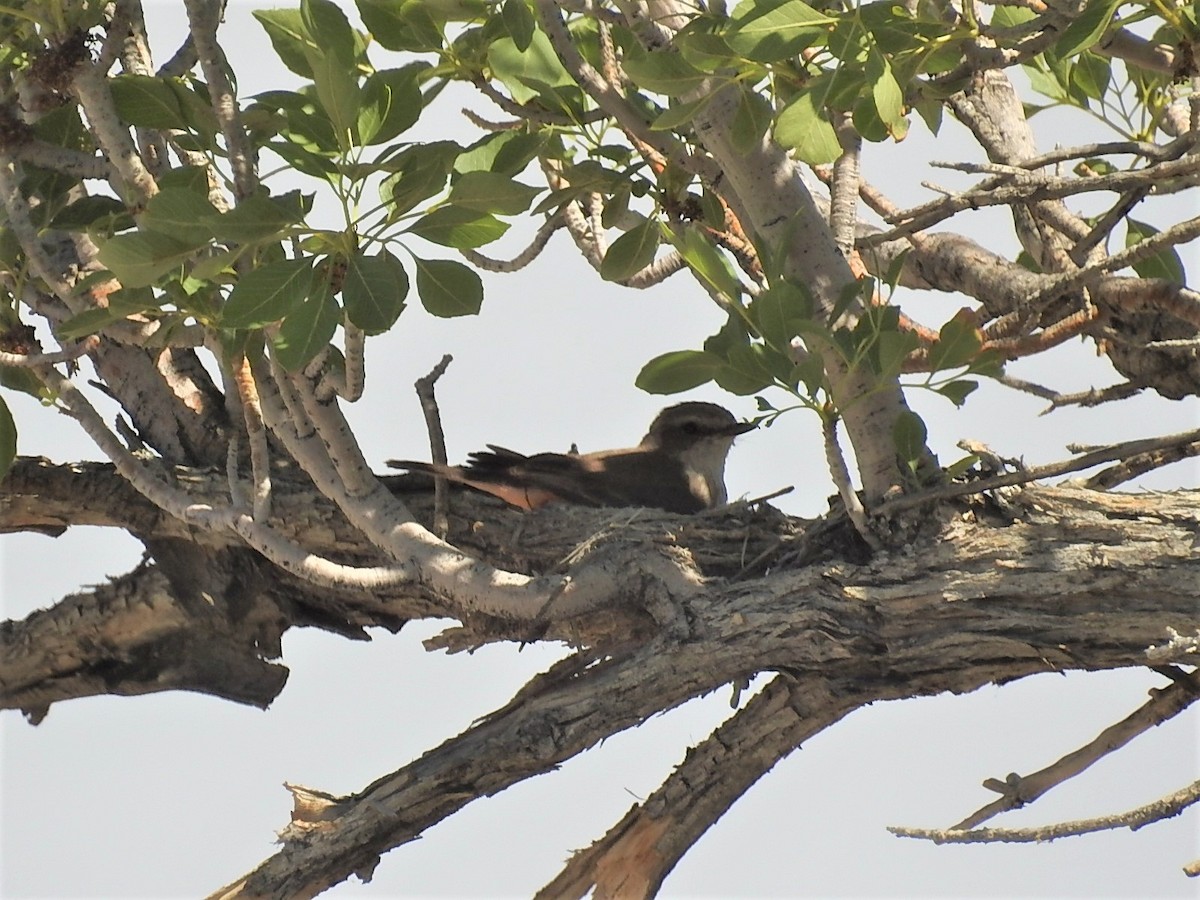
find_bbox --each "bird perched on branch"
[387,401,754,514]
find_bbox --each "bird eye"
[681,421,700,434]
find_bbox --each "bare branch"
[1035,216,1200,304]
[866,154,1200,247]
[459,213,564,272]
[71,61,158,203]
[949,668,1200,831]
[0,335,98,367]
[891,780,1200,845]
[823,413,882,550]
[414,354,454,537]
[183,0,256,198]
[232,355,271,521]
[875,427,1200,516]
[1087,440,1200,489]
[532,0,715,183]
[540,675,860,898]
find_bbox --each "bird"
[387,402,754,514]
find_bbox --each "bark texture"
[5,459,1196,895]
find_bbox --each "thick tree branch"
[206,483,1199,897]
[539,675,862,898]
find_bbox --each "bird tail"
[385,459,457,478]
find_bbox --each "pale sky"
[1,1,1197,897]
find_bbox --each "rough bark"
[6,458,1195,894]
[196,481,1197,898]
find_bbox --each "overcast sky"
[2,2,1197,897]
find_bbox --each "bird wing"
[388,446,704,512]
[387,449,576,510]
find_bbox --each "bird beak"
[726,420,757,437]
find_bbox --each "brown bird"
[387,401,754,513]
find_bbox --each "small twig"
[949,668,1200,831]
[0,335,98,368]
[743,485,795,506]
[822,413,882,551]
[233,355,271,521]
[183,0,256,198]
[992,372,1057,400]
[1033,215,1200,304]
[1086,439,1200,489]
[876,427,1200,516]
[891,779,1200,845]
[864,155,1200,246]
[341,322,365,402]
[415,354,454,537]
[459,212,564,272]
[1039,380,1145,413]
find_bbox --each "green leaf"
[1126,218,1185,283]
[359,64,426,145]
[413,257,483,317]
[381,141,459,217]
[991,5,1038,27]
[139,188,218,248]
[205,193,304,245]
[704,313,751,356]
[928,310,983,371]
[168,80,221,145]
[935,379,978,407]
[913,95,943,134]
[502,0,535,51]
[408,207,509,248]
[852,93,888,143]
[449,171,540,215]
[272,284,339,371]
[869,54,905,133]
[600,217,659,282]
[775,89,840,164]
[302,0,356,63]
[651,95,711,131]
[1056,0,1121,59]
[876,329,920,379]
[49,196,132,232]
[254,9,316,78]
[731,89,773,155]
[0,363,44,399]
[725,0,833,62]
[267,141,338,181]
[56,289,159,340]
[1070,51,1111,101]
[791,353,826,396]
[635,349,723,394]
[487,32,574,104]
[305,46,360,151]
[750,281,812,347]
[223,258,314,329]
[715,343,776,395]
[457,130,547,176]
[623,49,710,96]
[97,232,195,288]
[358,0,445,52]
[677,226,741,300]
[892,409,928,474]
[108,75,188,130]
[676,30,741,72]
[0,394,15,482]
[342,249,408,334]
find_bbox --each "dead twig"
[415,354,454,537]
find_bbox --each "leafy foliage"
[0,0,1191,462]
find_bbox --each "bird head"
[643,402,755,451]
